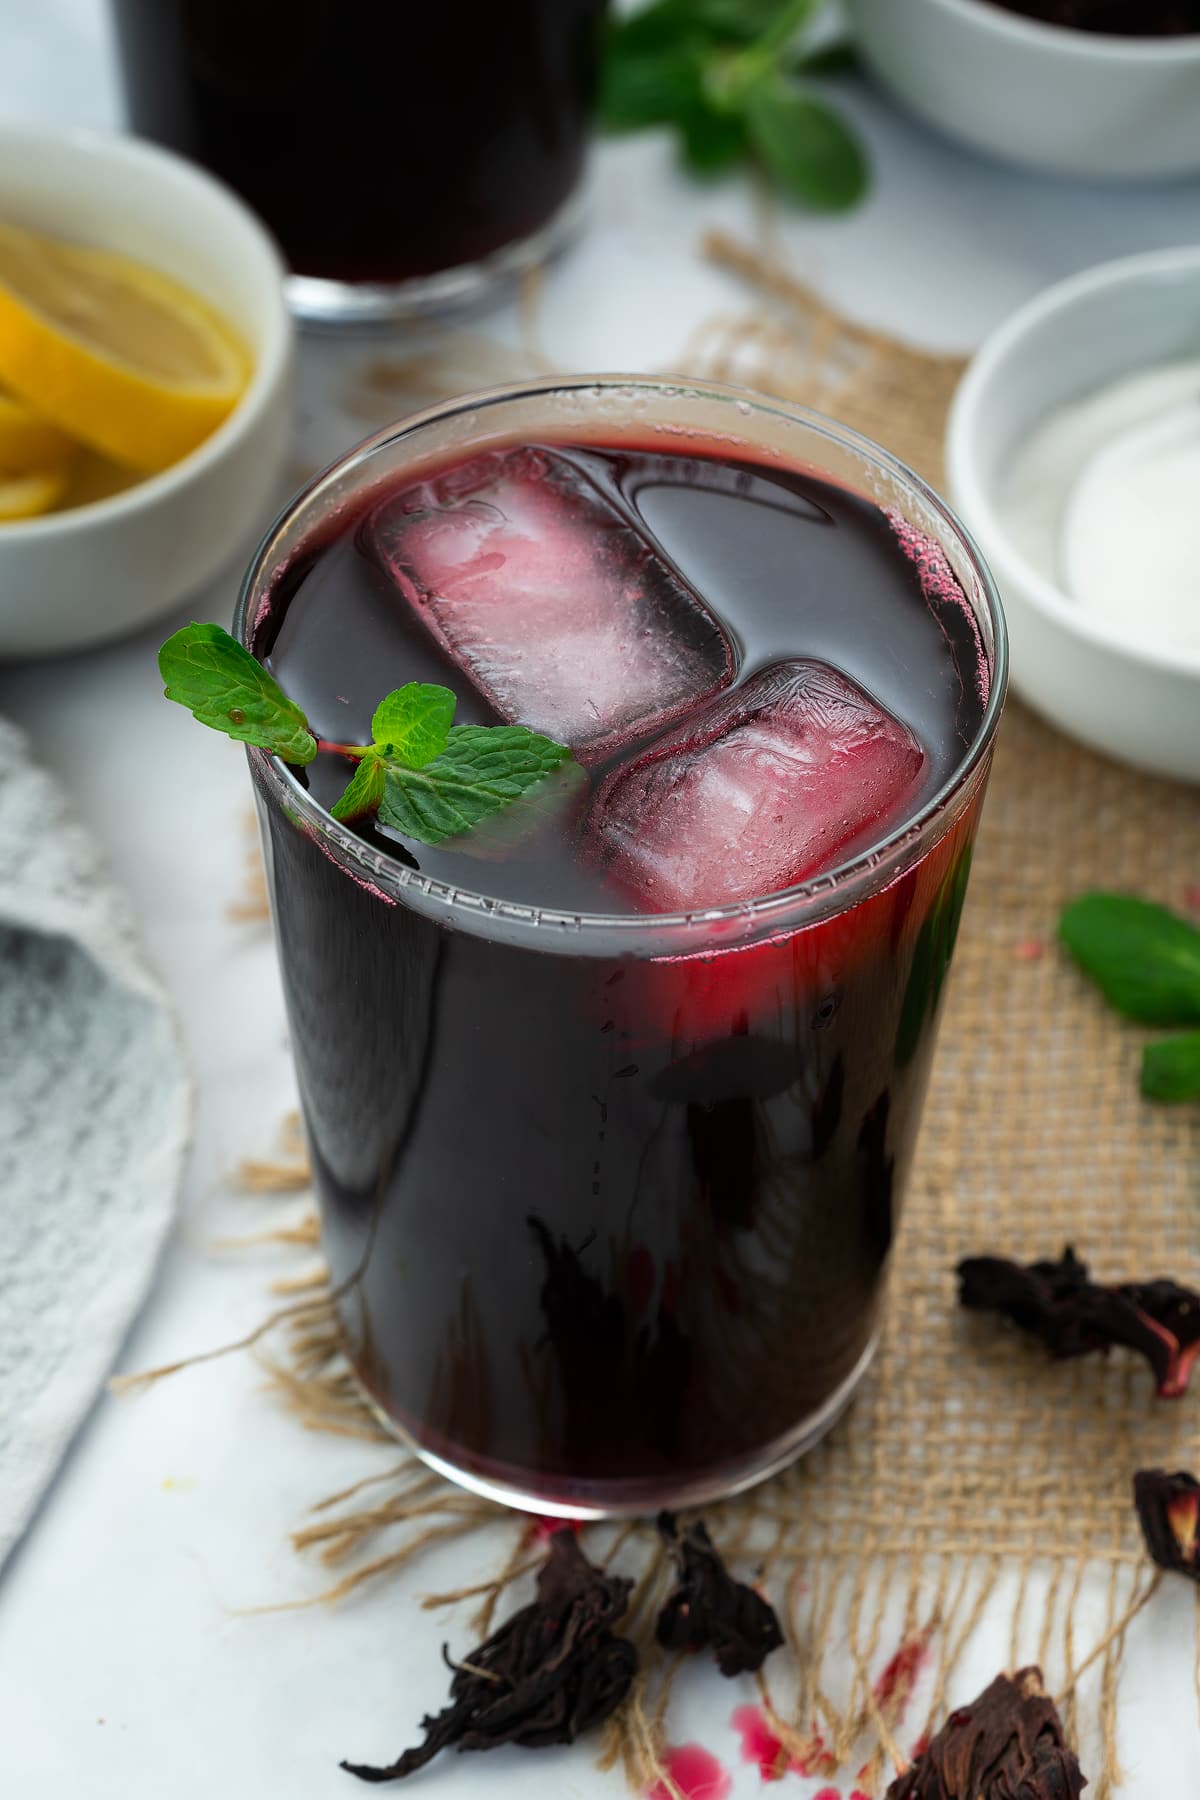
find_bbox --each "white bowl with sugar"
[946,247,1200,785]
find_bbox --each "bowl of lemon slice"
[0,125,293,658]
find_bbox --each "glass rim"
[235,373,1008,951]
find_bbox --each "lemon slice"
[0,222,250,474]
[0,386,76,472]
[0,465,69,522]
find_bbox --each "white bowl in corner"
[0,125,294,659]
[946,246,1200,785]
[845,0,1200,180]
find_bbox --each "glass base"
[284,186,585,328]
[356,1330,879,1521]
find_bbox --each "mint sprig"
[1060,893,1200,1103]
[601,0,866,210]
[159,623,573,850]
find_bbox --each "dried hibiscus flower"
[341,1530,636,1783]
[1134,1469,1200,1581]
[885,1666,1086,1799]
[655,1512,783,1676]
[957,1247,1200,1398]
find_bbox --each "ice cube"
[369,447,733,760]
[590,661,927,912]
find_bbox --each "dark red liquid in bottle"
[251,439,994,1510]
[109,0,606,285]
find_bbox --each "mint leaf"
[159,622,316,765]
[330,752,386,823]
[680,102,749,173]
[1142,1032,1200,1103]
[370,683,456,769]
[377,726,574,847]
[1059,894,1200,1026]
[601,39,707,131]
[744,77,868,210]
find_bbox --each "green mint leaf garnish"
[1059,894,1200,1027]
[377,725,574,847]
[1141,1031,1200,1104]
[158,624,574,850]
[330,752,386,823]
[743,78,868,211]
[159,622,317,765]
[370,683,456,769]
[601,0,865,211]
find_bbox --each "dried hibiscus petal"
[341,1530,637,1783]
[957,1247,1200,1398]
[655,1512,783,1676]
[885,1666,1086,1799]
[1134,1469,1200,1581]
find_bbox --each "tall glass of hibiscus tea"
[232,378,1007,1516]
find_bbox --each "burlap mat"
[137,236,1200,1797]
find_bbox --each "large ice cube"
[369,447,733,760]
[591,661,927,911]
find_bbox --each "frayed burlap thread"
[132,240,1200,1793]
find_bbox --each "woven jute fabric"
[147,238,1200,1796]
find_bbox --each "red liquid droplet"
[732,1704,788,1780]
[813,1789,841,1800]
[731,1705,832,1781]
[648,1744,731,1800]
[874,1633,930,1716]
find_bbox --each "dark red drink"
[240,381,1005,1514]
[109,0,606,317]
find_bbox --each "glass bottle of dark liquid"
[109,0,607,322]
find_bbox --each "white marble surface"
[1,2,1199,1795]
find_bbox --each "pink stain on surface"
[812,1789,842,1800]
[1011,938,1045,962]
[525,1516,581,1544]
[648,1744,731,1800]
[1183,885,1200,912]
[874,1634,931,1722]
[731,1705,834,1782]
[732,1705,788,1781]
[850,1791,873,1799]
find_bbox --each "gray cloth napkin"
[0,720,191,1567]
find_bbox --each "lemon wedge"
[0,222,250,474]
[0,386,76,472]
[0,466,70,522]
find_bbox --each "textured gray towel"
[0,720,191,1567]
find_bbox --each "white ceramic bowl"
[946,246,1200,784]
[845,0,1200,180]
[0,125,293,659]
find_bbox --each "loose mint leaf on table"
[1059,894,1200,1026]
[743,78,868,210]
[158,623,573,850]
[159,622,317,765]
[600,0,866,212]
[378,726,574,847]
[1141,1032,1200,1104]
[370,683,456,769]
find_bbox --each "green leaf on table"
[330,752,386,823]
[158,622,317,765]
[370,683,456,769]
[695,0,814,40]
[1142,1032,1200,1103]
[680,103,750,173]
[600,39,707,131]
[1059,893,1200,1026]
[378,726,575,847]
[796,39,859,77]
[744,77,869,210]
